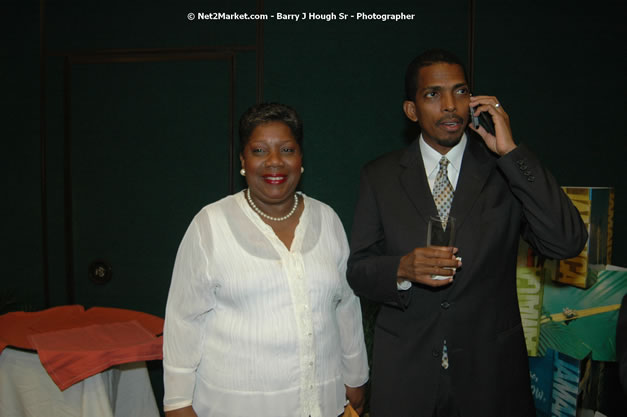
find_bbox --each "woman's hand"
[345,384,366,415]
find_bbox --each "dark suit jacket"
[347,134,587,417]
[618,293,627,395]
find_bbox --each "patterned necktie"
[433,156,454,228]
[433,156,454,369]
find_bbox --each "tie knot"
[439,156,449,170]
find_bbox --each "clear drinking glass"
[427,216,458,280]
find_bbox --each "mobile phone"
[469,106,495,135]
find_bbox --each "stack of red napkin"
[0,305,164,390]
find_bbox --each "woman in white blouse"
[163,103,369,417]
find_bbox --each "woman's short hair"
[239,103,303,151]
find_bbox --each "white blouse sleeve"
[332,213,370,388]
[162,216,215,412]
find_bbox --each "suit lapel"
[399,135,496,228]
[399,140,438,224]
[449,134,496,230]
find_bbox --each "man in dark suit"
[346,49,588,417]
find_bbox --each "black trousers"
[433,368,460,417]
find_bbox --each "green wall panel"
[69,60,231,315]
[1,1,44,312]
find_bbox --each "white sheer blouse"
[163,191,369,417]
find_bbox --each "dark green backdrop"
[3,0,626,415]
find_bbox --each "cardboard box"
[529,350,556,416]
[529,349,622,417]
[516,238,546,357]
[538,269,626,362]
[553,187,614,289]
[530,349,593,417]
[516,186,614,355]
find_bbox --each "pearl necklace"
[246,188,299,221]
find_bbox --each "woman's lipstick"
[263,174,287,184]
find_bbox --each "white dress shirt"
[397,134,467,290]
[419,133,466,192]
[163,191,369,417]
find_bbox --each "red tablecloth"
[0,305,163,390]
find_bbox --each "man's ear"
[403,100,418,122]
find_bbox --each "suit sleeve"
[347,165,407,306]
[497,144,588,259]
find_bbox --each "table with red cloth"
[0,305,164,417]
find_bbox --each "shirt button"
[440,301,450,309]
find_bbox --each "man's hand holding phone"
[469,95,517,157]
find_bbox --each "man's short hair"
[239,102,303,152]
[404,49,468,101]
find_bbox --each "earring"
[240,169,246,176]
[300,167,304,174]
